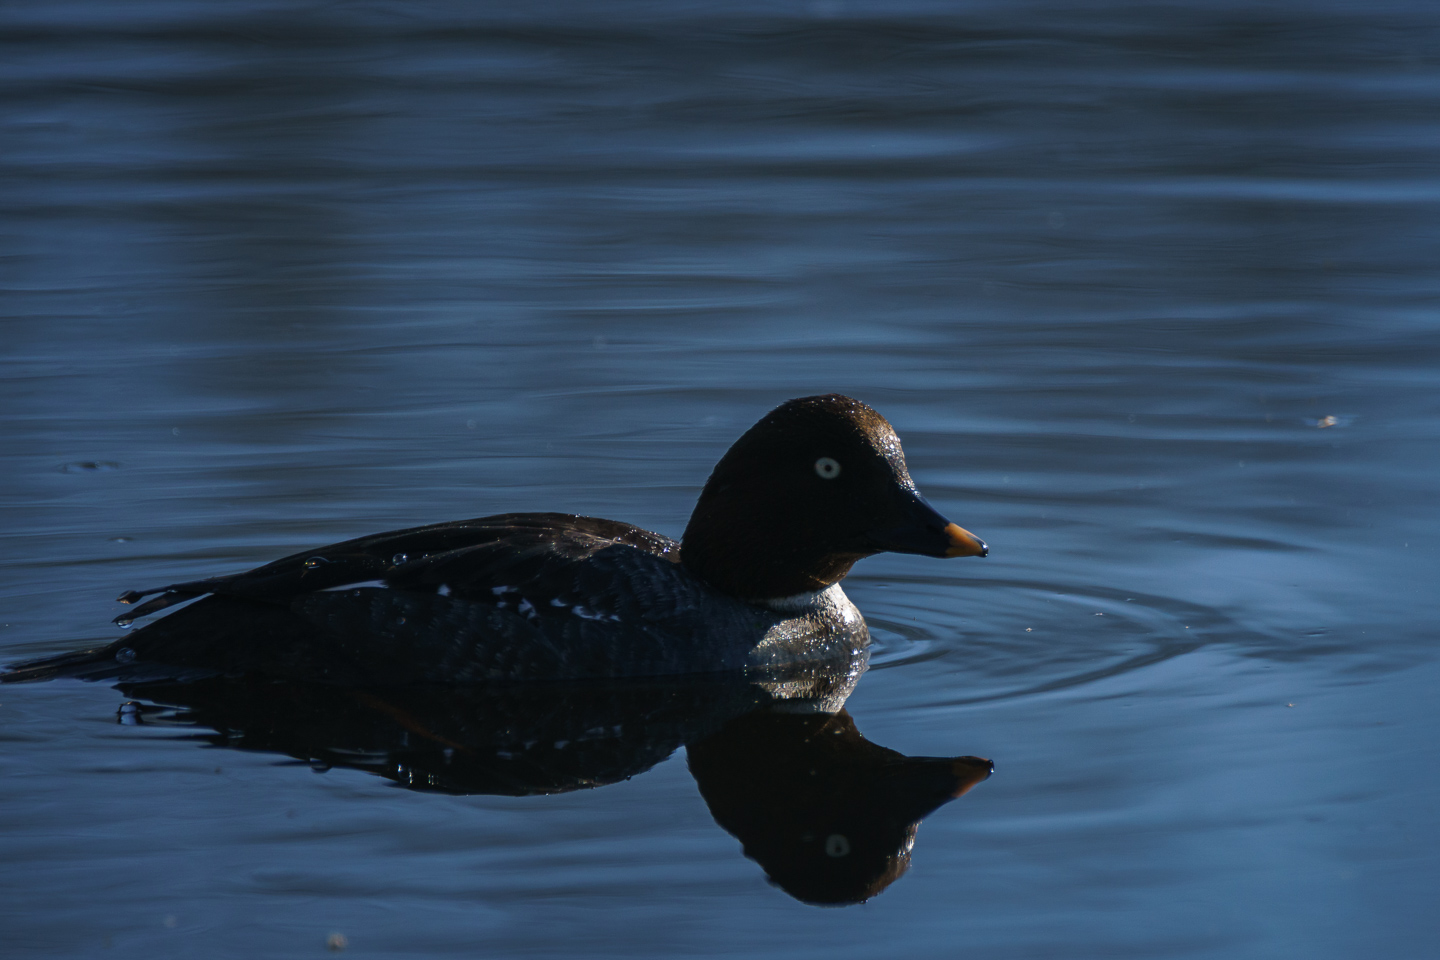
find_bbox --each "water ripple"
[859,575,1235,705]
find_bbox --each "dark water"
[3,1,1439,956]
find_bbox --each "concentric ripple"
[854,574,1238,706]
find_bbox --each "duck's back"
[6,513,868,684]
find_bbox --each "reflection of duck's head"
[686,707,992,906]
[683,394,987,602]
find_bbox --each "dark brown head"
[681,395,986,600]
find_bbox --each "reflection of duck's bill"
[865,490,988,559]
[886,754,994,823]
[950,755,994,797]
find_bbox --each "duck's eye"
[814,457,842,480]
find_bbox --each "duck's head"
[681,395,986,601]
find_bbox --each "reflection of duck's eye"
[824,834,851,857]
[814,457,842,480]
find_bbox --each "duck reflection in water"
[112,652,990,906]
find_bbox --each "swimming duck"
[2,395,986,684]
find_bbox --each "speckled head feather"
[682,395,933,600]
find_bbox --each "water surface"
[3,2,1438,957]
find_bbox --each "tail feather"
[1,645,124,683]
[114,590,206,625]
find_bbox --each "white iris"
[814,457,841,479]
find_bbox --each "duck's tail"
[0,645,124,684]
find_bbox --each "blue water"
[3,2,1439,957]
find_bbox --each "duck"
[1,395,986,685]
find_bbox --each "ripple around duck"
[856,575,1237,706]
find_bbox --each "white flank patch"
[319,580,388,592]
[571,605,621,622]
